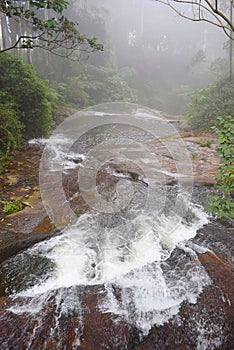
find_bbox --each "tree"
[187,78,234,129]
[155,1,233,79]
[0,0,103,59]
[155,1,233,39]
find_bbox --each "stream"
[0,104,233,349]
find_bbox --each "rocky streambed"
[0,112,233,349]
[0,131,219,261]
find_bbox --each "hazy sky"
[104,0,226,56]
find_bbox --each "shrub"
[0,102,22,158]
[0,53,52,138]
[64,77,91,107]
[187,79,234,130]
[206,116,234,219]
[71,65,137,106]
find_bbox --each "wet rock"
[78,287,134,350]
[138,285,234,350]
[198,252,234,304]
[1,130,233,349]
[0,219,233,349]
[137,222,234,349]
[0,260,233,350]
[0,286,135,350]
[0,232,54,265]
[33,215,55,234]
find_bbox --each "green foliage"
[0,102,22,160]
[209,58,228,81]
[76,65,137,105]
[0,53,52,138]
[213,116,234,195]
[0,200,22,215]
[64,77,91,107]
[206,116,234,219]
[187,79,234,130]
[199,139,212,148]
[206,196,234,219]
[0,53,54,171]
[50,64,137,108]
[0,0,103,57]
[45,84,65,111]
[31,4,135,109]
[189,50,206,70]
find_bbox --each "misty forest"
[0,1,233,349]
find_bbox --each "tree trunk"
[0,14,6,50]
[44,4,50,65]
[25,1,32,64]
[9,17,20,57]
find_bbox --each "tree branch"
[0,34,40,53]
[0,1,103,58]
[155,0,234,39]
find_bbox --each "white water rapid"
[3,105,213,344]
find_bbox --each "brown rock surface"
[0,221,233,349]
[1,131,233,349]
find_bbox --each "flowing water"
[0,106,218,347]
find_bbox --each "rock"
[0,220,233,349]
[198,251,234,303]
[0,232,55,265]
[138,285,234,350]
[0,286,134,350]
[0,129,233,349]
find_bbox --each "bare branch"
[155,0,234,40]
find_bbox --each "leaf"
[21,201,33,208]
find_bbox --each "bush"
[66,65,137,107]
[0,53,52,138]
[64,77,91,107]
[187,79,234,130]
[0,102,22,158]
[206,116,234,219]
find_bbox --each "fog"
[61,0,229,113]
[71,0,227,113]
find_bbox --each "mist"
[68,0,228,113]
[28,0,229,115]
